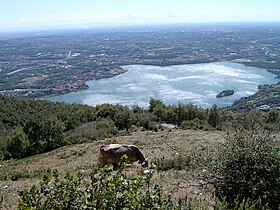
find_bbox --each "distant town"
[1,23,280,110]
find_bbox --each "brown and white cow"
[99,144,148,168]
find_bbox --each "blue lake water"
[49,62,278,108]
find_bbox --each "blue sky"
[1,0,280,31]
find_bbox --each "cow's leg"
[99,155,106,168]
[99,161,104,168]
[112,162,118,170]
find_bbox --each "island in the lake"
[216,89,235,98]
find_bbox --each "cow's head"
[139,158,148,167]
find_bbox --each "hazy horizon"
[1,21,280,35]
[1,0,280,32]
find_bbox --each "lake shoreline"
[41,60,279,101]
[48,62,279,110]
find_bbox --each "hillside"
[0,96,280,209]
[1,127,279,209]
[0,129,225,209]
[230,83,280,111]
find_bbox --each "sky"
[1,0,280,31]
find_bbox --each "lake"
[49,62,278,108]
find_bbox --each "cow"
[99,144,148,168]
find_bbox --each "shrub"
[114,107,136,130]
[147,121,160,131]
[208,104,220,128]
[65,119,118,144]
[153,154,191,171]
[176,103,200,122]
[6,127,30,159]
[232,112,252,130]
[94,104,118,120]
[136,112,156,130]
[18,156,180,210]
[94,118,118,137]
[265,109,279,124]
[210,127,280,209]
[149,98,167,121]
[181,118,211,131]
[23,116,65,155]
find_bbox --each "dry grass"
[0,129,225,209]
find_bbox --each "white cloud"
[0,11,197,30]
[0,10,278,31]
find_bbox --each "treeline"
[1,96,280,160]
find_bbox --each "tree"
[24,116,65,155]
[208,104,219,128]
[95,104,118,120]
[149,98,167,121]
[6,127,30,159]
[135,112,156,130]
[114,107,136,130]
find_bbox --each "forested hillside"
[1,96,280,160]
[0,95,97,130]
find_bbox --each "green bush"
[149,98,167,121]
[136,112,156,130]
[176,103,201,122]
[208,104,220,128]
[64,119,118,144]
[114,106,136,130]
[147,121,160,131]
[153,154,191,171]
[231,112,252,130]
[94,104,118,120]
[210,128,280,209]
[18,156,180,210]
[6,127,30,159]
[23,115,65,155]
[181,118,211,130]
[265,109,279,124]
[94,118,118,137]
